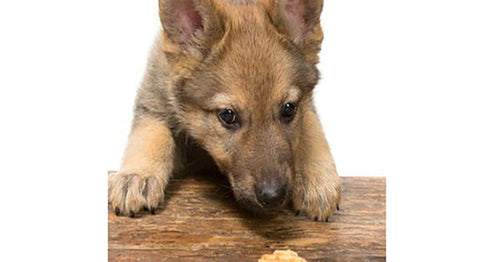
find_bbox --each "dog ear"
[159,0,224,55]
[266,0,323,62]
[267,0,323,44]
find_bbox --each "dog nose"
[255,180,287,207]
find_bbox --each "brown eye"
[217,108,240,129]
[280,102,298,123]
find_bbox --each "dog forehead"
[185,2,313,110]
[183,44,296,110]
[213,47,295,105]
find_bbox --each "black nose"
[255,180,288,207]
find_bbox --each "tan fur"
[108,116,174,216]
[292,109,342,220]
[109,0,341,221]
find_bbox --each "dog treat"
[258,250,307,262]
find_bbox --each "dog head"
[159,0,323,211]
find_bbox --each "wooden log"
[109,173,386,261]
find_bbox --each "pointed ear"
[159,0,223,54]
[266,0,323,62]
[267,0,323,44]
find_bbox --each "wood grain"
[108,173,385,261]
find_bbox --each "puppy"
[109,0,341,221]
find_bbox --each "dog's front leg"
[293,110,342,221]
[108,116,174,217]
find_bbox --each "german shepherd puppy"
[109,0,341,221]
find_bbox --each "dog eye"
[217,108,239,129]
[280,102,298,123]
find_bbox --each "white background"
[0,0,499,261]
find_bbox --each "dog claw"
[337,204,340,211]
[314,217,318,221]
[115,207,120,216]
[129,211,135,218]
[295,210,300,216]
[150,207,156,215]
[325,217,329,222]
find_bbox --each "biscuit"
[258,250,307,262]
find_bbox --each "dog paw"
[292,179,341,222]
[108,172,165,217]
